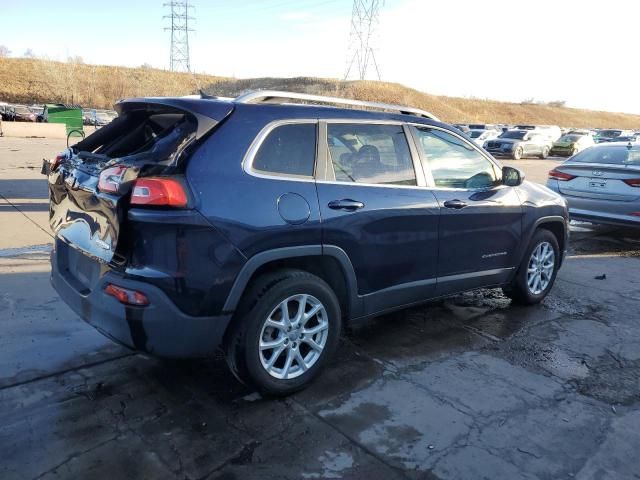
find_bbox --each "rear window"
[570,146,640,165]
[74,110,198,165]
[252,123,317,177]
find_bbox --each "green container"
[44,104,84,137]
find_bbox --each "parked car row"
[453,123,640,160]
[0,100,117,127]
[0,103,39,122]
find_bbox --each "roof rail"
[233,90,440,122]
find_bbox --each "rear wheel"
[513,146,523,160]
[224,270,341,395]
[504,229,560,305]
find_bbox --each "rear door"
[316,121,440,315]
[410,125,523,295]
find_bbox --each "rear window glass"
[570,146,640,165]
[252,123,317,177]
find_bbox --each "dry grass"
[2,57,639,129]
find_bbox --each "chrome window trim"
[321,119,425,188]
[408,122,505,191]
[242,119,318,182]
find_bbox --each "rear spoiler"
[114,97,235,139]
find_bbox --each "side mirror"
[502,166,524,186]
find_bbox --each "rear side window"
[252,123,317,177]
[327,123,416,186]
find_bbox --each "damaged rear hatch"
[44,97,233,264]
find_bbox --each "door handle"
[443,199,467,209]
[328,199,365,211]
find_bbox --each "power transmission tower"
[163,1,195,72]
[344,0,383,81]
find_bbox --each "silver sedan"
[546,142,640,227]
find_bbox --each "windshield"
[500,131,527,140]
[570,145,640,165]
[597,130,622,138]
[469,131,484,138]
[558,135,581,142]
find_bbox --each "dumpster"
[43,104,84,140]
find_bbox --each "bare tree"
[23,48,36,58]
[0,45,11,57]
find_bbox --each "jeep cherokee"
[43,91,569,394]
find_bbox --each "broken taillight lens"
[98,165,128,193]
[130,178,188,207]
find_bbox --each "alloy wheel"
[527,242,555,295]
[258,294,329,380]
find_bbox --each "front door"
[316,121,440,316]
[410,125,523,295]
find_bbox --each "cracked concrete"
[1,138,640,479]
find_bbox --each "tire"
[224,269,342,396]
[513,146,523,160]
[503,229,560,305]
[539,146,550,159]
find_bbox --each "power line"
[163,1,195,72]
[344,0,383,81]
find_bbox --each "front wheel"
[539,146,550,159]
[224,270,342,395]
[503,229,560,304]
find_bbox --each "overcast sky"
[2,0,638,113]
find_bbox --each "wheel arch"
[527,216,568,266]
[222,245,361,318]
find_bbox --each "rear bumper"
[568,208,640,228]
[51,247,232,358]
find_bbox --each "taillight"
[98,165,128,193]
[548,169,576,181]
[105,283,149,306]
[131,178,188,207]
[623,178,640,187]
[50,153,65,171]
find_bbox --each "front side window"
[327,123,416,186]
[252,123,317,177]
[413,126,499,189]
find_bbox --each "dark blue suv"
[44,91,569,394]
